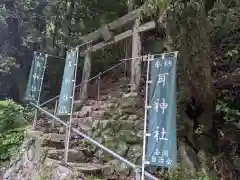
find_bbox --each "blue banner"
[146,52,178,168]
[23,52,48,103]
[57,47,79,116]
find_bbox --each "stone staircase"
[29,78,144,179]
[29,99,113,179]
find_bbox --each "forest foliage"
[0,0,239,178]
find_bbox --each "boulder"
[52,164,72,180]
[128,115,138,121]
[116,141,129,157]
[116,130,142,144]
[127,144,142,161]
[119,114,129,121]
[90,110,105,119]
[134,120,144,130]
[107,159,130,176]
[73,106,92,117]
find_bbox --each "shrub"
[156,168,217,180]
[0,100,29,162]
[0,99,27,132]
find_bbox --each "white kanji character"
[59,106,67,114]
[63,93,69,101]
[162,150,168,157]
[31,86,37,92]
[164,60,172,67]
[158,157,164,164]
[166,158,172,165]
[67,61,73,68]
[154,149,160,156]
[159,98,168,115]
[153,127,160,142]
[33,73,39,80]
[159,128,168,141]
[154,99,160,112]
[157,73,169,87]
[36,62,41,68]
[155,61,162,69]
[151,156,157,163]
[67,52,71,59]
[31,94,35,101]
[64,77,71,84]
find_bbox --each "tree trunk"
[60,0,74,57]
[167,1,217,170]
[130,17,142,93]
[3,0,26,101]
[79,51,91,101]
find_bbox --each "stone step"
[36,126,65,134]
[27,130,44,138]
[72,109,105,119]
[37,118,62,128]
[76,122,92,135]
[74,99,106,107]
[27,130,66,149]
[47,149,86,163]
[44,158,111,173]
[91,119,139,130]
[71,117,95,126]
[43,133,66,143]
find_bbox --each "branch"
[214,68,240,88]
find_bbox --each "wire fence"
[37,60,130,120]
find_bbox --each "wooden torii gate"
[78,7,163,100]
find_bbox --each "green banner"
[146,52,178,168]
[57,47,79,116]
[23,52,48,103]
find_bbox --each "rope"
[39,60,125,106]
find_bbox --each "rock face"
[3,129,110,180]
[3,132,44,180]
[72,95,144,176]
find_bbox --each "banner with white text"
[23,53,47,103]
[57,48,79,116]
[146,52,178,168]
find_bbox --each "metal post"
[141,54,152,180]
[97,72,101,100]
[33,53,48,129]
[124,59,127,79]
[64,46,79,162]
[52,99,58,128]
[135,168,141,180]
[33,110,38,130]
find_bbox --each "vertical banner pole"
[135,167,141,180]
[64,46,79,162]
[97,72,101,100]
[32,53,48,129]
[52,99,58,128]
[141,54,152,180]
[32,51,38,130]
[124,59,127,79]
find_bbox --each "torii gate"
[77,6,164,100]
